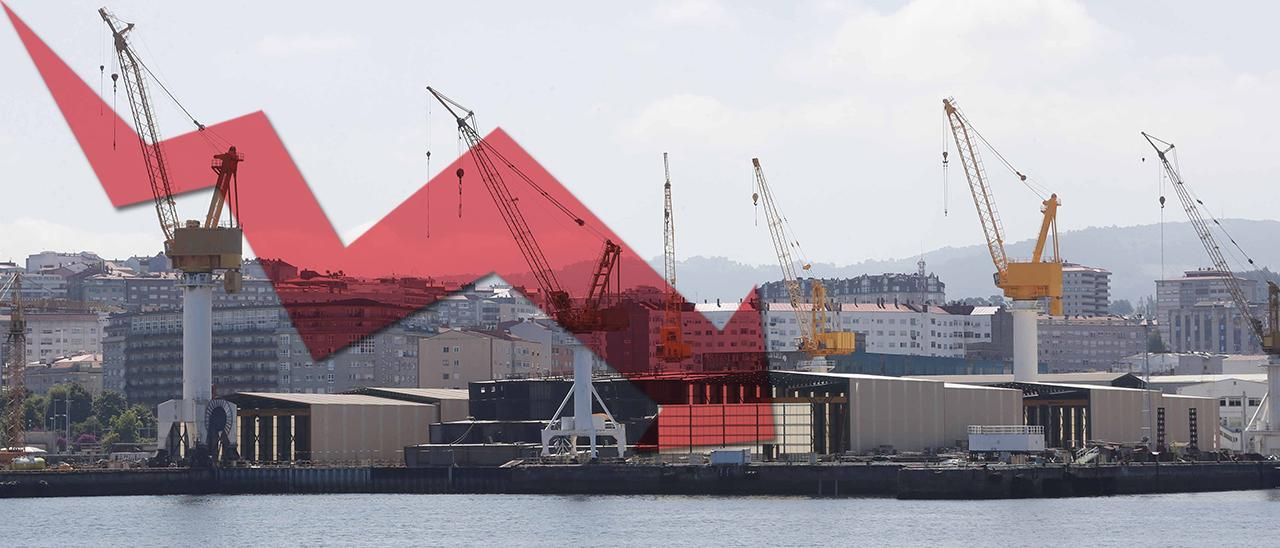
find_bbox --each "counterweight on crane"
[426,86,626,459]
[943,97,1062,381]
[657,153,691,367]
[751,158,855,359]
[1143,132,1280,454]
[101,6,243,462]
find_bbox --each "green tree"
[127,404,156,440]
[1109,299,1134,317]
[108,408,141,444]
[45,384,93,431]
[92,391,128,425]
[1148,330,1168,353]
[72,416,104,439]
[22,394,47,431]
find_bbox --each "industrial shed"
[654,372,1021,455]
[223,392,438,464]
[986,382,1219,450]
[345,387,471,423]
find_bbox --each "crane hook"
[456,167,464,218]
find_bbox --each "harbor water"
[2,490,1278,546]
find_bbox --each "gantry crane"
[426,86,626,459]
[657,153,692,367]
[1143,132,1280,454]
[751,158,855,359]
[2,272,28,456]
[102,7,244,461]
[943,98,1062,381]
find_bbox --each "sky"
[2,0,1278,270]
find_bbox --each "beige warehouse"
[225,392,439,464]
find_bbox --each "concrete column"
[181,274,214,443]
[1268,357,1280,431]
[571,345,596,458]
[276,415,292,462]
[1011,300,1039,382]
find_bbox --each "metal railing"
[968,425,1044,435]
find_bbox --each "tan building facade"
[418,330,542,389]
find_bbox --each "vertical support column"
[571,345,596,459]
[295,414,311,461]
[259,414,274,462]
[239,414,256,462]
[277,415,292,462]
[181,274,214,444]
[1268,358,1280,432]
[1011,300,1039,382]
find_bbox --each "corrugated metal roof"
[235,392,432,406]
[1144,374,1268,384]
[908,372,1134,385]
[353,387,470,401]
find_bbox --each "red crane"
[427,87,621,333]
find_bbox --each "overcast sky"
[2,0,1277,270]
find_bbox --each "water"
[3,490,1278,547]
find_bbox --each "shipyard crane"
[426,86,626,459]
[657,153,692,367]
[751,158,855,360]
[2,272,28,457]
[101,7,244,461]
[943,97,1062,381]
[1142,132,1280,454]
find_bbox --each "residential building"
[1156,269,1263,354]
[1037,315,1147,372]
[1059,262,1111,317]
[764,302,986,358]
[418,329,542,389]
[25,251,103,273]
[503,319,575,376]
[25,352,104,396]
[20,312,106,362]
[759,264,945,306]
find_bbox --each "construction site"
[3,5,1280,500]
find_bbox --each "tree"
[92,391,128,425]
[1109,299,1134,317]
[108,408,141,444]
[1148,330,1168,353]
[127,404,157,440]
[45,384,93,431]
[22,394,47,431]
[72,416,104,439]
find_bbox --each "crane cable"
[956,109,1050,200]
[1166,146,1259,272]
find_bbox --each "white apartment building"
[763,302,990,358]
[1060,263,1111,317]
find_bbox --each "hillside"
[659,219,1280,305]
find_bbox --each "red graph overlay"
[3,4,767,381]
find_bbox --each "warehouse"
[223,392,439,464]
[655,371,1024,455]
[981,382,1218,450]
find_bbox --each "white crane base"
[157,398,206,455]
[540,417,627,460]
[1011,300,1040,382]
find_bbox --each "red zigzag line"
[3,4,765,366]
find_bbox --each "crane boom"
[659,153,691,363]
[427,86,571,312]
[1143,132,1268,344]
[100,8,180,244]
[426,87,619,332]
[752,158,814,349]
[943,97,1062,315]
[944,98,1009,274]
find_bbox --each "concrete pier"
[0,462,1275,499]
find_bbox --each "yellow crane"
[657,153,692,367]
[2,272,27,457]
[752,158,855,358]
[943,97,1061,380]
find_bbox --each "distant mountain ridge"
[657,219,1280,306]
